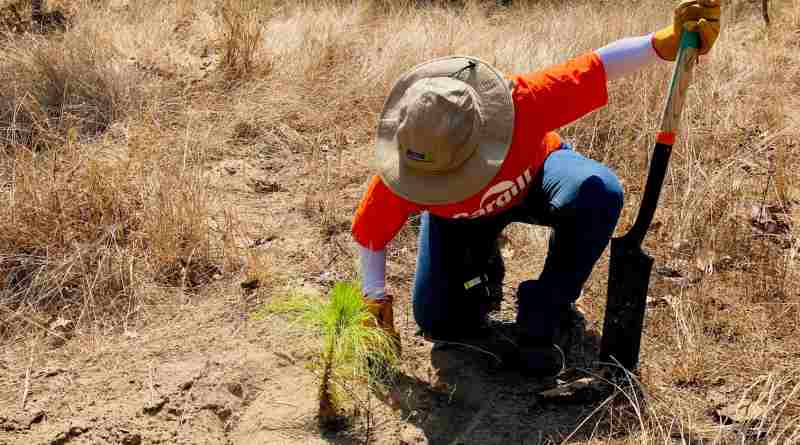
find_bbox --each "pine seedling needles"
[255,281,399,429]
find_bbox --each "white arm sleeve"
[596,34,664,82]
[360,245,387,299]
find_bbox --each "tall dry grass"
[1,0,799,442]
[0,0,242,340]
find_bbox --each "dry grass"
[0,0,243,340]
[1,0,799,442]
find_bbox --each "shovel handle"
[625,30,700,247]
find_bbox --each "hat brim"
[375,56,515,206]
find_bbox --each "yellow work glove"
[653,0,721,61]
[363,295,401,356]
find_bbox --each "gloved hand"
[653,0,721,61]
[363,295,401,356]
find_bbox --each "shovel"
[599,29,701,371]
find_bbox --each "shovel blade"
[599,236,654,371]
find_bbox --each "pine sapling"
[313,281,399,429]
[255,282,399,430]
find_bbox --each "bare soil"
[1,154,616,445]
[0,299,609,445]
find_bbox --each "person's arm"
[511,52,609,134]
[596,34,663,82]
[512,0,721,132]
[510,39,656,134]
[352,176,416,354]
[352,176,416,300]
[360,245,386,299]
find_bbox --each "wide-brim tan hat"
[375,56,515,206]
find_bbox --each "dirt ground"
[1,153,619,445]
[0,297,609,445]
[2,1,798,443]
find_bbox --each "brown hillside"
[1,0,799,443]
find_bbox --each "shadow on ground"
[379,325,633,445]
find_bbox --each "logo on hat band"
[406,149,433,163]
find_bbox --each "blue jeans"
[412,145,624,342]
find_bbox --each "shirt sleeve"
[511,51,609,133]
[351,175,416,251]
[596,33,663,82]
[360,245,386,299]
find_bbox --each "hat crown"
[396,77,483,174]
[374,55,514,205]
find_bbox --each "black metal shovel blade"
[599,235,654,371]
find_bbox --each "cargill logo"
[454,168,533,219]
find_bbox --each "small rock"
[252,180,285,194]
[707,389,728,408]
[1,410,46,431]
[241,278,260,291]
[50,424,88,444]
[655,265,683,278]
[399,423,429,444]
[226,382,243,398]
[36,367,66,378]
[121,433,142,445]
[250,236,277,248]
[28,410,46,427]
[47,317,74,348]
[143,396,168,415]
[273,352,295,365]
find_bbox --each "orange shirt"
[352,51,609,251]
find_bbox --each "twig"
[762,0,771,26]
[148,361,157,406]
[268,400,299,408]
[427,338,502,364]
[759,168,773,223]
[362,390,372,445]
[0,305,67,342]
[20,347,33,409]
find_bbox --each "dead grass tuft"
[218,0,269,82]
[0,29,142,151]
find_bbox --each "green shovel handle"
[659,29,700,134]
[625,29,700,247]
